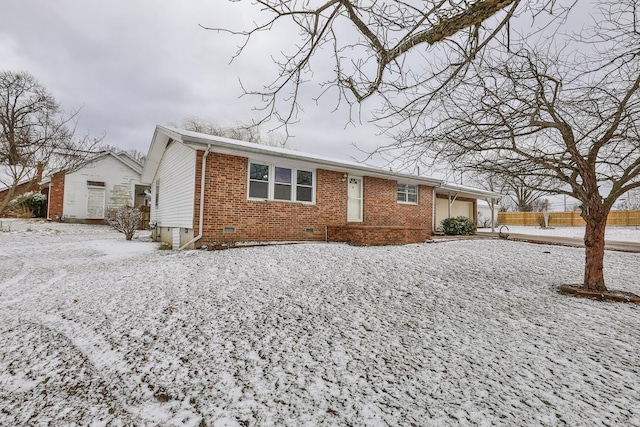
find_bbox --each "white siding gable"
[151,141,196,229]
[63,154,143,220]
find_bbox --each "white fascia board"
[114,152,144,174]
[141,127,177,184]
[436,183,503,201]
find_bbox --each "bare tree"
[617,188,640,211]
[211,1,574,132]
[505,176,555,212]
[0,70,102,213]
[175,117,288,147]
[471,171,554,212]
[392,2,640,292]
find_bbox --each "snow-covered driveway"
[1,221,639,426]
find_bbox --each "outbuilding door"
[86,187,106,219]
[347,177,362,222]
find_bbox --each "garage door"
[435,198,473,228]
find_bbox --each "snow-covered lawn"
[482,225,640,242]
[1,220,640,426]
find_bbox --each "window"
[248,162,315,203]
[274,167,292,200]
[249,163,269,198]
[397,183,418,204]
[296,170,313,202]
[155,180,160,207]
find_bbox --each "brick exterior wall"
[0,163,44,214]
[191,151,434,245]
[329,177,432,245]
[327,226,430,245]
[48,171,66,221]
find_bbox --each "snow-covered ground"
[1,219,640,426]
[480,225,640,242]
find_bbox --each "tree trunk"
[583,211,608,291]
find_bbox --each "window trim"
[397,183,418,204]
[247,161,316,204]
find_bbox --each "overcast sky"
[1,1,598,200]
[2,1,386,164]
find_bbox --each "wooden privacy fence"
[498,210,640,227]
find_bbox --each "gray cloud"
[1,0,385,162]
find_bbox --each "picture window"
[248,162,315,203]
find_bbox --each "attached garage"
[434,184,502,232]
[435,197,474,228]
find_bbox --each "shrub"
[15,192,47,218]
[108,206,143,240]
[440,216,476,236]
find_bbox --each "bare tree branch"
[0,70,103,214]
[210,0,573,132]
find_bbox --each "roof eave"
[178,131,442,187]
[436,184,503,201]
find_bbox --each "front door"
[347,177,362,222]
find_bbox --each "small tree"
[108,206,142,240]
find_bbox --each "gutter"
[179,144,211,250]
[167,129,441,187]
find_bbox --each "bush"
[108,206,143,240]
[440,216,476,236]
[14,192,47,218]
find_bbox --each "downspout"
[432,187,436,232]
[46,182,51,220]
[180,145,211,250]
